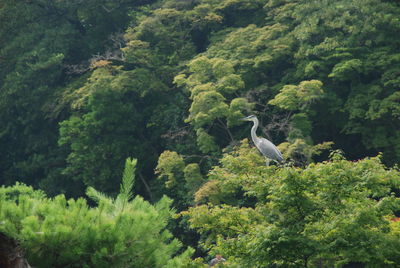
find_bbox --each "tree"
[184,142,400,267]
[0,158,193,267]
[59,66,156,194]
[156,150,206,209]
[268,80,333,165]
[173,0,400,164]
[0,0,153,195]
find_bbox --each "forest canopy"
[0,0,400,267]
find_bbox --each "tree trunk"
[0,232,31,268]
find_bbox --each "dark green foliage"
[58,67,152,193]
[2,0,399,195]
[1,0,400,266]
[0,0,153,195]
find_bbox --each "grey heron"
[242,115,284,164]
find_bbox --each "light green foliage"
[185,257,209,268]
[328,59,363,80]
[268,85,299,111]
[205,23,292,81]
[0,160,193,267]
[279,140,334,167]
[119,158,137,202]
[156,151,205,209]
[183,204,263,248]
[269,80,324,111]
[196,128,220,153]
[194,140,268,205]
[184,163,205,196]
[176,56,251,153]
[86,157,137,213]
[189,91,229,128]
[182,0,400,163]
[185,143,400,267]
[227,98,254,127]
[269,80,329,164]
[156,151,186,189]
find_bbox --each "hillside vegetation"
[0,0,399,267]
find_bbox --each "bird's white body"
[254,136,283,162]
[244,115,283,163]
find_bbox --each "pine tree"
[0,159,193,267]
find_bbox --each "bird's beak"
[241,116,251,121]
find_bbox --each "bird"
[242,115,284,164]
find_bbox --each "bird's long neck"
[251,118,259,142]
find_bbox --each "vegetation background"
[0,0,399,267]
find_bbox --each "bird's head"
[241,115,257,121]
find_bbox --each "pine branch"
[86,186,112,206]
[118,158,137,204]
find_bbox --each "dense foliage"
[0,159,192,267]
[1,0,400,266]
[184,142,400,267]
[2,0,399,196]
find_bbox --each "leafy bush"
[185,142,400,267]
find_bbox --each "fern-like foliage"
[118,157,137,204]
[86,186,113,208]
[87,157,137,213]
